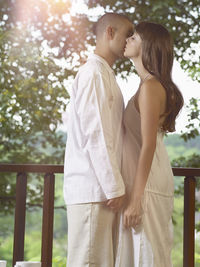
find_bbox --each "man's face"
[111,20,134,59]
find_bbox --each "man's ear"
[106,26,115,40]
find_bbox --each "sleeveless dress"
[115,95,174,267]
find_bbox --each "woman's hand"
[123,196,144,229]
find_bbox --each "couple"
[63,13,183,267]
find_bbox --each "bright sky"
[62,0,200,134]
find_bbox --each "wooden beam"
[183,176,196,267]
[41,173,55,267]
[13,173,27,267]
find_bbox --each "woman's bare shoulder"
[140,77,166,99]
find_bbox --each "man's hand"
[106,195,125,212]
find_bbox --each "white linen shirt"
[63,54,125,205]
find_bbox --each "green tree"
[1,0,199,163]
[0,0,199,211]
[1,1,199,265]
[87,0,200,137]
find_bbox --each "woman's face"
[124,32,142,59]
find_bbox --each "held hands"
[106,195,125,213]
[123,195,144,229]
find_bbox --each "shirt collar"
[88,53,114,74]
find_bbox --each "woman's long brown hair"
[135,21,184,132]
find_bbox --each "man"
[64,13,134,267]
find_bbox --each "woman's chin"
[124,51,128,57]
[124,51,130,58]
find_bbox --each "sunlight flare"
[15,0,71,23]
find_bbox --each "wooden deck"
[0,164,200,267]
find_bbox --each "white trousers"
[67,203,118,267]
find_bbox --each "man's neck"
[94,49,116,67]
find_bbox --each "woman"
[115,22,184,267]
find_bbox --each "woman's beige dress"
[115,96,174,267]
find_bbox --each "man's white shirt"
[63,54,125,205]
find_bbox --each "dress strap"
[139,73,151,88]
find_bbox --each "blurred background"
[0,0,199,266]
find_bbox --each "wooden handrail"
[0,163,200,176]
[0,164,199,267]
[0,164,64,173]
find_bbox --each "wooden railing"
[0,164,199,267]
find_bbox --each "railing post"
[183,176,196,267]
[41,173,55,267]
[13,172,27,267]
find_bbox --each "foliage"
[0,0,199,263]
[2,1,199,74]
[88,0,200,77]
[0,187,199,267]
[0,22,69,211]
[0,0,199,162]
[0,0,92,65]
[87,0,200,138]
[181,98,200,141]
[0,0,199,216]
[165,134,200,149]
[172,196,184,266]
[172,197,200,267]
[164,134,200,160]
[0,27,69,164]
[0,176,67,267]
[172,153,200,169]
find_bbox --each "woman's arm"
[123,79,166,228]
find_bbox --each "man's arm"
[75,69,125,201]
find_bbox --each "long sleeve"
[75,70,125,199]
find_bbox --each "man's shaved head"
[94,13,133,40]
[93,12,134,65]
